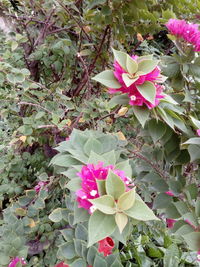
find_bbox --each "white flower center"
[90,190,97,196]
[130,95,136,101]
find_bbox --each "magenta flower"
[165,191,175,197]
[8,257,26,267]
[166,218,176,229]
[197,129,200,136]
[34,181,48,193]
[98,237,115,256]
[109,56,165,109]
[197,250,200,261]
[76,162,132,213]
[166,19,200,52]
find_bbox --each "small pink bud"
[98,237,115,256]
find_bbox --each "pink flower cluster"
[197,129,200,136]
[76,162,132,213]
[8,257,26,267]
[166,19,200,51]
[109,55,164,109]
[98,237,115,256]
[34,181,48,193]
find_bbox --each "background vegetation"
[0,0,200,266]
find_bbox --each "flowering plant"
[92,49,167,109]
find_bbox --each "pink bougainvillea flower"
[197,251,200,261]
[8,257,26,267]
[166,218,176,229]
[165,191,175,197]
[166,18,200,52]
[34,181,48,193]
[109,56,165,109]
[98,237,115,256]
[54,262,69,267]
[197,129,200,136]
[76,162,132,213]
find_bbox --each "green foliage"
[0,0,200,266]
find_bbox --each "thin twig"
[18,102,52,114]
[129,150,168,180]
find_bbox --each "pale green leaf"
[132,106,150,127]
[106,170,126,200]
[136,81,156,104]
[126,55,138,74]
[49,208,62,222]
[117,188,136,211]
[112,48,127,71]
[122,73,139,87]
[137,59,159,75]
[92,70,121,88]
[88,210,116,247]
[115,212,128,233]
[89,195,116,214]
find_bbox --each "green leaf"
[137,59,159,75]
[102,150,116,165]
[124,196,159,221]
[84,138,102,155]
[96,180,106,196]
[74,202,90,224]
[93,254,107,267]
[183,232,200,250]
[108,94,130,108]
[122,73,139,87]
[153,193,172,209]
[126,55,138,74]
[112,48,127,71]
[188,145,200,162]
[115,212,128,233]
[92,70,121,88]
[66,178,81,192]
[89,195,116,214]
[117,188,136,211]
[88,151,106,165]
[190,116,200,128]
[49,208,63,222]
[115,160,132,178]
[136,81,156,104]
[148,119,166,143]
[71,258,87,267]
[105,170,126,200]
[87,246,98,265]
[88,210,116,247]
[132,106,150,127]
[183,138,200,145]
[60,241,76,259]
[163,244,180,267]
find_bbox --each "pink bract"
[34,181,48,193]
[166,19,200,52]
[165,191,175,197]
[8,257,26,267]
[109,58,164,109]
[197,129,200,136]
[76,162,132,213]
[166,218,176,229]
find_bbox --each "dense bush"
[0,0,200,266]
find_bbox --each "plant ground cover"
[0,0,200,266]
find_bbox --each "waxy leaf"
[138,59,159,75]
[117,188,136,211]
[115,212,128,233]
[122,73,139,87]
[88,210,116,247]
[112,48,128,71]
[106,170,126,200]
[136,81,156,104]
[89,195,116,214]
[96,180,106,196]
[49,208,62,222]
[92,70,121,88]
[124,196,159,221]
[148,119,166,143]
[132,106,150,127]
[126,55,138,74]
